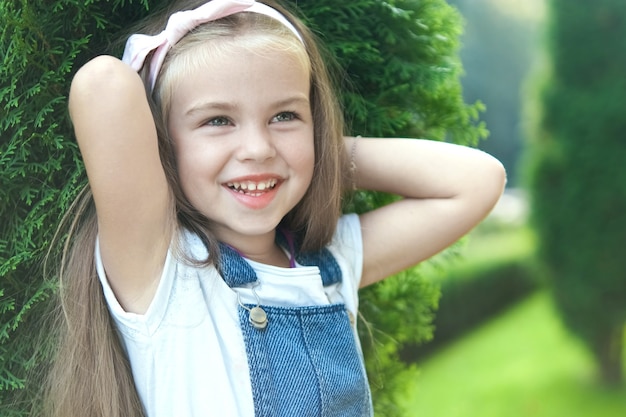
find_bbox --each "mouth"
[225,178,279,196]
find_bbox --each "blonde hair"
[43,1,347,416]
[148,1,347,262]
[42,186,145,417]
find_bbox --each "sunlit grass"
[461,225,535,266]
[397,292,626,417]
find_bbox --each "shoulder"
[175,228,211,262]
[327,213,363,287]
[96,229,226,332]
[332,213,362,250]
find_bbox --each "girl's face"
[167,44,314,249]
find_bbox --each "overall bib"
[219,239,373,417]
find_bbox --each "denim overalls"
[219,238,373,417]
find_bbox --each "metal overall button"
[237,283,268,330]
[249,306,268,329]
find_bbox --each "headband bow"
[121,0,303,90]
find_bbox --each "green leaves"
[297,0,485,143]
[527,0,626,386]
[0,0,124,409]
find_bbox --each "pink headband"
[121,0,303,90]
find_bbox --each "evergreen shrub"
[401,258,539,361]
[526,0,626,386]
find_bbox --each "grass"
[397,292,626,417]
[460,225,536,267]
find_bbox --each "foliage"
[525,0,626,386]
[447,0,545,186]
[399,224,537,360]
[0,0,150,412]
[409,258,538,358]
[1,0,485,414]
[299,0,486,143]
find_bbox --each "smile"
[226,178,278,195]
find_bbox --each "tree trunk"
[593,325,624,386]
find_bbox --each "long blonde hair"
[148,0,348,262]
[43,186,144,417]
[42,1,346,416]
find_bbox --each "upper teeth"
[227,179,278,192]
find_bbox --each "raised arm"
[69,55,172,313]
[351,137,506,288]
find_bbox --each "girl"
[45,0,506,416]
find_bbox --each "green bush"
[402,257,539,361]
[1,0,485,414]
[526,0,626,386]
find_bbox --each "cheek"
[305,150,315,179]
[173,144,192,188]
[294,141,315,183]
[176,141,229,194]
[173,140,209,198]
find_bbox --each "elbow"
[494,157,508,194]
[69,55,145,117]
[478,155,508,216]
[489,156,508,192]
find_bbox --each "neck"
[221,230,292,268]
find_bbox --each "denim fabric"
[239,304,372,417]
[219,239,372,416]
[220,239,343,287]
[219,244,258,287]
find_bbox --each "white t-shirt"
[96,214,364,417]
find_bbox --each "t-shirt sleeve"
[94,237,175,338]
[327,213,363,313]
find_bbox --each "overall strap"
[217,234,373,416]
[218,243,258,287]
[218,231,343,288]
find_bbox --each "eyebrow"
[272,95,310,108]
[185,102,237,117]
[184,95,310,118]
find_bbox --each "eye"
[205,116,232,127]
[271,111,298,123]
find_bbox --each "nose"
[236,125,277,162]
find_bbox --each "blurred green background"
[398,0,626,415]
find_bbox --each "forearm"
[347,136,506,201]
[349,136,506,287]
